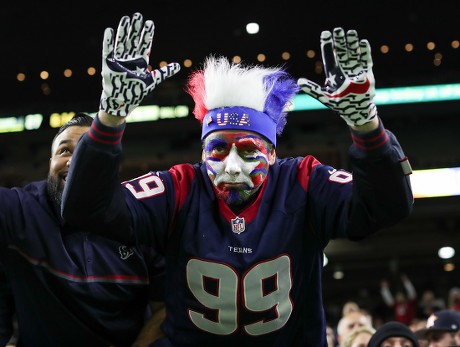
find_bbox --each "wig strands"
[186,56,300,136]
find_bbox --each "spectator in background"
[337,310,374,346]
[409,319,429,347]
[380,274,417,325]
[0,114,165,346]
[414,309,460,347]
[417,289,445,320]
[448,287,460,312]
[368,321,420,347]
[341,325,376,347]
[343,301,361,317]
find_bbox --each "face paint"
[203,131,273,206]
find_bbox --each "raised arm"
[298,28,414,238]
[61,13,180,238]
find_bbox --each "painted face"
[202,130,275,206]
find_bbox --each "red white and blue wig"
[186,56,299,147]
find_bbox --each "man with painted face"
[62,12,414,347]
[0,113,166,346]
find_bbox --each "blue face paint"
[203,131,272,206]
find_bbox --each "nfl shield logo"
[231,217,246,234]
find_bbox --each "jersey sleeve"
[347,118,413,238]
[62,115,187,249]
[62,116,141,245]
[307,118,413,241]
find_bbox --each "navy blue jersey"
[0,263,15,345]
[0,180,164,347]
[63,116,413,347]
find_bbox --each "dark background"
[1,1,459,326]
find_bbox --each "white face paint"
[203,131,274,206]
[210,143,259,186]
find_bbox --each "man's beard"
[47,174,63,215]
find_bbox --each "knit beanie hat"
[368,321,420,347]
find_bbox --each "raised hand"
[298,27,377,126]
[100,12,181,117]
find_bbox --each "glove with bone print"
[100,12,181,117]
[297,27,377,126]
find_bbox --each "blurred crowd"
[327,277,460,347]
